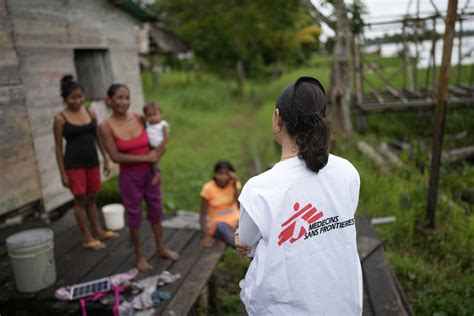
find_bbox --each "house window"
[74,49,113,100]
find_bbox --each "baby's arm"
[162,125,169,144]
[146,130,159,185]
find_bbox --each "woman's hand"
[155,141,167,157]
[103,159,111,177]
[201,235,215,247]
[61,174,70,188]
[228,171,238,183]
[145,150,159,163]
[235,231,251,256]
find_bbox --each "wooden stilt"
[402,21,410,91]
[426,0,458,228]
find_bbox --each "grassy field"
[98,57,474,315]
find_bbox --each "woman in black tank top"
[61,110,99,169]
[53,75,117,250]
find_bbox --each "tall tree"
[153,0,316,96]
[307,0,353,139]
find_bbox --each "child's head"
[60,75,84,110]
[143,102,163,124]
[107,83,130,115]
[213,160,235,187]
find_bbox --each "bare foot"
[157,248,180,261]
[136,256,153,272]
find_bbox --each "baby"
[143,102,170,184]
[143,102,169,148]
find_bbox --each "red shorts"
[66,166,102,196]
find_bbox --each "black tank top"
[61,110,99,170]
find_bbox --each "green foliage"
[152,0,318,79]
[214,249,250,315]
[349,0,367,35]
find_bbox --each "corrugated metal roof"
[109,0,157,22]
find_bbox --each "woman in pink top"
[99,84,179,272]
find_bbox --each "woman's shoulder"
[240,168,277,194]
[132,113,146,125]
[326,154,359,179]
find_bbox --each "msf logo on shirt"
[278,202,323,246]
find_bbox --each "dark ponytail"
[276,76,329,173]
[107,83,129,97]
[60,74,83,99]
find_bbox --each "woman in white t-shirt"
[236,76,363,316]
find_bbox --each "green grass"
[98,56,474,315]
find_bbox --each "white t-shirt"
[238,155,362,316]
[146,120,170,148]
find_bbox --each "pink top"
[113,128,150,171]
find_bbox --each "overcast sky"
[311,0,473,39]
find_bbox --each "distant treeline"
[365,29,474,45]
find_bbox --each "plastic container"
[102,204,125,230]
[6,228,56,293]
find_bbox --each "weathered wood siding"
[0,0,42,215]
[6,0,145,211]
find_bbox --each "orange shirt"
[200,180,241,235]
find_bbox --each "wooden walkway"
[357,217,413,316]
[0,210,225,316]
[0,211,412,315]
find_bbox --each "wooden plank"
[83,228,175,282]
[35,225,146,301]
[357,236,383,262]
[107,223,162,276]
[357,217,411,315]
[83,230,197,314]
[449,85,469,96]
[362,248,409,316]
[139,229,196,279]
[362,284,374,316]
[153,234,206,314]
[161,241,226,315]
[0,85,42,215]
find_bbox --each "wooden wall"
[5,0,145,212]
[0,0,42,215]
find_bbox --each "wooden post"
[402,21,409,90]
[412,0,420,92]
[431,17,437,91]
[425,17,437,91]
[426,0,458,228]
[353,34,367,133]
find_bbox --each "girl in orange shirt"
[200,161,241,247]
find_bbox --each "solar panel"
[69,277,111,300]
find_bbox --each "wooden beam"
[402,22,409,90]
[427,0,458,228]
[442,145,474,163]
[161,241,226,315]
[412,0,421,93]
[363,77,386,104]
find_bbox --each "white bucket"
[102,204,125,230]
[7,228,56,293]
